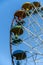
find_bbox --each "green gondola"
[17,20,25,25]
[10,25,23,36]
[12,38,22,45]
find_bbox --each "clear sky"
[0,0,43,65]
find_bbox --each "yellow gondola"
[22,2,34,16]
[22,2,33,11]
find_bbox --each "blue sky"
[0,0,43,65]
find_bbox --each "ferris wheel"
[10,1,43,65]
